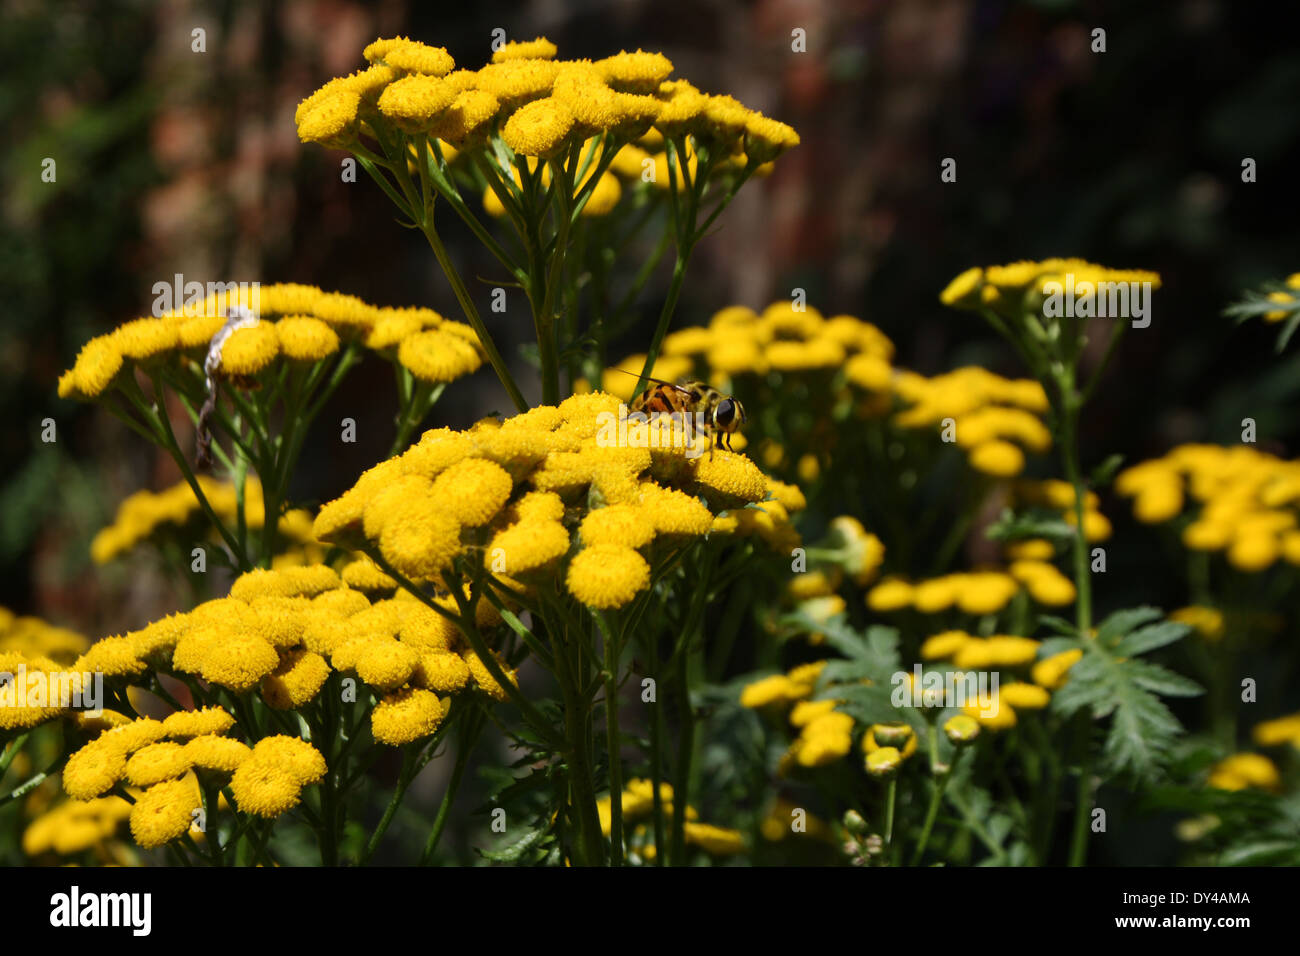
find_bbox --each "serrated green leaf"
[1126,659,1204,698]
[1115,621,1190,656]
[1096,606,1163,644]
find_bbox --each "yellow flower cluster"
[939,258,1162,311]
[89,477,285,564]
[1206,753,1280,792]
[596,778,745,857]
[297,36,798,169]
[57,706,330,848]
[73,563,513,747]
[913,635,1078,730]
[605,302,894,390]
[893,368,1051,477]
[1169,605,1225,642]
[865,559,1075,616]
[1116,444,1300,572]
[22,795,133,859]
[0,610,92,732]
[1252,711,1300,749]
[312,391,796,611]
[58,284,485,402]
[607,302,1051,480]
[0,606,89,664]
[738,662,864,771]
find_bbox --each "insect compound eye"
[714,398,735,427]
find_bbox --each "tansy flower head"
[129,778,200,849]
[492,36,558,63]
[566,545,651,609]
[371,687,448,745]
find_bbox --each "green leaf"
[477,825,552,864]
[1089,453,1126,490]
[984,508,1075,543]
[1096,606,1163,644]
[1115,621,1190,656]
[1049,606,1202,782]
[1126,659,1203,698]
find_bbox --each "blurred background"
[3,0,1299,861]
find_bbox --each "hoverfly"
[611,368,747,459]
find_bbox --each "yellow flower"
[382,39,455,76]
[432,89,501,143]
[220,322,280,376]
[196,632,279,692]
[964,690,1016,729]
[295,81,362,146]
[431,457,514,527]
[940,267,984,307]
[1000,682,1050,710]
[488,519,571,574]
[865,746,902,776]
[184,735,252,772]
[793,711,854,766]
[579,504,655,549]
[492,36,558,63]
[1008,560,1076,606]
[62,740,128,801]
[129,778,200,849]
[862,723,917,758]
[1169,605,1224,642]
[566,545,651,609]
[943,714,981,744]
[740,675,808,709]
[581,171,623,216]
[954,572,1020,615]
[463,649,517,701]
[398,328,483,382]
[598,50,674,93]
[372,688,448,745]
[1207,753,1280,791]
[953,635,1039,669]
[969,440,1026,477]
[261,649,331,709]
[61,336,123,399]
[74,636,147,678]
[1031,648,1083,690]
[275,316,340,361]
[474,59,561,106]
[374,497,462,580]
[866,577,914,612]
[354,640,420,690]
[920,630,971,660]
[230,736,326,817]
[125,742,193,788]
[111,317,178,361]
[743,111,800,161]
[376,72,456,132]
[691,452,767,503]
[682,822,745,856]
[160,705,235,740]
[414,652,472,693]
[1251,713,1300,748]
[502,97,575,156]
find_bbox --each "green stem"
[599,613,625,866]
[421,706,485,865]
